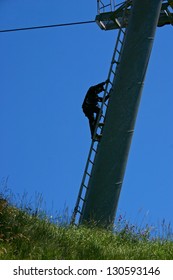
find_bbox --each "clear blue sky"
[0,1,173,229]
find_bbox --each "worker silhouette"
[82,80,110,140]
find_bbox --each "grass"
[0,197,173,260]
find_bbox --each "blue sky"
[0,1,173,229]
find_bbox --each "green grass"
[0,198,173,260]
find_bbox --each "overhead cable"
[0,20,95,33]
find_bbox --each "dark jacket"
[82,82,105,110]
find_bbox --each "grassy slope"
[0,199,173,260]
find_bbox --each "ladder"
[71,0,132,226]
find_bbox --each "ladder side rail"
[93,2,131,138]
[105,1,132,85]
[75,26,129,225]
[92,26,125,137]
[92,45,122,139]
[71,141,98,224]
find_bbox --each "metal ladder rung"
[82,183,88,189]
[79,196,86,202]
[92,147,97,153]
[76,209,82,215]
[100,116,105,121]
[101,112,105,117]
[89,159,94,164]
[103,100,108,106]
[112,60,119,65]
[116,49,121,54]
[86,171,91,177]
[118,24,126,34]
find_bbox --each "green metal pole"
[80,0,162,228]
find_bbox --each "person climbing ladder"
[82,80,110,140]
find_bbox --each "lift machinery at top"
[96,0,173,30]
